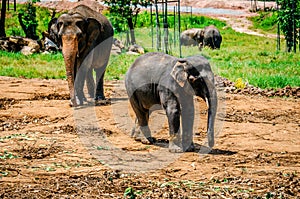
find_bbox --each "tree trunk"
[0,0,7,38]
[127,17,136,44]
[253,0,257,12]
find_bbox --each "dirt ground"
[0,75,299,198]
[1,0,300,198]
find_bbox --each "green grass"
[128,25,300,89]
[248,11,278,34]
[0,51,65,79]
[1,9,299,89]
[106,53,139,80]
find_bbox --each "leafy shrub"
[18,0,39,39]
[5,3,58,39]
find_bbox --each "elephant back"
[180,28,202,46]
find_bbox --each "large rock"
[127,44,144,55]
[23,38,40,54]
[0,36,40,55]
[111,38,124,55]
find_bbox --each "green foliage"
[180,14,226,31]
[104,0,152,33]
[18,0,39,39]
[0,51,65,79]
[5,4,57,39]
[277,0,300,52]
[134,11,226,31]
[36,7,53,37]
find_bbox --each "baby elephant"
[199,25,222,50]
[125,52,217,152]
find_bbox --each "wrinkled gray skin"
[125,52,217,152]
[48,5,113,106]
[199,25,222,50]
[180,28,202,46]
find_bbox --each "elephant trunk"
[61,34,78,106]
[204,77,217,148]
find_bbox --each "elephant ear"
[191,30,197,38]
[47,18,60,46]
[171,59,188,87]
[86,18,101,48]
[200,29,205,39]
[48,18,57,33]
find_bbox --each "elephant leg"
[74,66,88,105]
[95,67,106,101]
[86,67,95,99]
[159,92,182,152]
[180,95,195,152]
[129,97,154,144]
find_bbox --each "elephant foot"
[95,95,105,101]
[88,93,95,99]
[134,136,156,144]
[95,98,111,106]
[69,100,75,107]
[183,142,195,152]
[131,126,154,144]
[169,146,183,153]
[82,96,87,102]
[69,95,87,107]
[169,143,195,153]
[69,98,80,107]
[169,134,183,153]
[95,95,111,106]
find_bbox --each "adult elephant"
[125,52,217,152]
[199,25,222,50]
[180,28,202,46]
[48,5,114,106]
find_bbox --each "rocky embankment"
[215,76,300,98]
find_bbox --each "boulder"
[128,44,144,54]
[111,38,125,55]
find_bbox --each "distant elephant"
[199,25,222,50]
[180,28,202,46]
[48,5,114,106]
[125,52,217,152]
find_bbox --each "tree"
[0,0,7,37]
[18,0,39,39]
[277,0,300,52]
[104,0,152,44]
